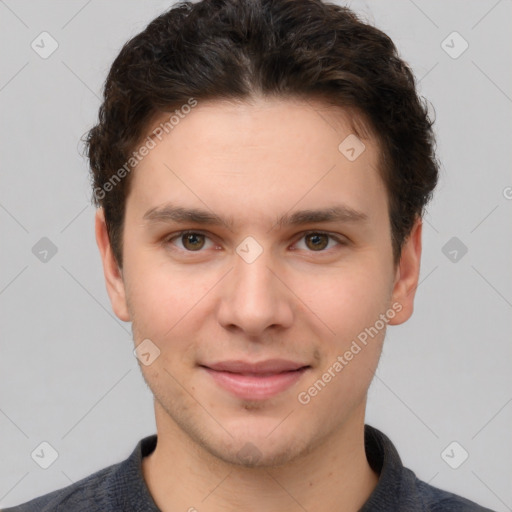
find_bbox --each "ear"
[388,216,422,325]
[95,208,131,322]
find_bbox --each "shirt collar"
[118,424,403,511]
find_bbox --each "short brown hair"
[84,0,439,268]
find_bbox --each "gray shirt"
[2,425,495,511]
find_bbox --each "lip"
[200,359,310,400]
[203,359,308,374]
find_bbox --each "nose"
[216,245,294,338]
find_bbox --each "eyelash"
[163,230,347,253]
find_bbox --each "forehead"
[145,96,376,152]
[125,96,387,228]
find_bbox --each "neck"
[142,402,379,512]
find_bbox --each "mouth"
[199,359,311,400]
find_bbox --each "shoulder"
[408,472,496,512]
[362,425,496,511]
[2,435,158,512]
[0,434,158,512]
[1,462,123,512]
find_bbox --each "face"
[96,96,421,467]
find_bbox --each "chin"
[212,439,305,469]
[205,423,311,469]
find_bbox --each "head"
[87,0,438,467]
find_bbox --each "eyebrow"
[142,203,368,229]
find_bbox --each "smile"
[200,364,310,400]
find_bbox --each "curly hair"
[84,0,439,269]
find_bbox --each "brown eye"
[294,231,346,253]
[304,232,329,251]
[181,232,206,251]
[165,230,216,253]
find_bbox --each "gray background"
[0,0,511,510]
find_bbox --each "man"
[4,0,495,510]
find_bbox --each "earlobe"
[388,216,422,326]
[94,208,131,322]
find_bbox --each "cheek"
[293,257,393,337]
[123,241,193,312]
[298,267,389,402]
[123,254,220,361]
